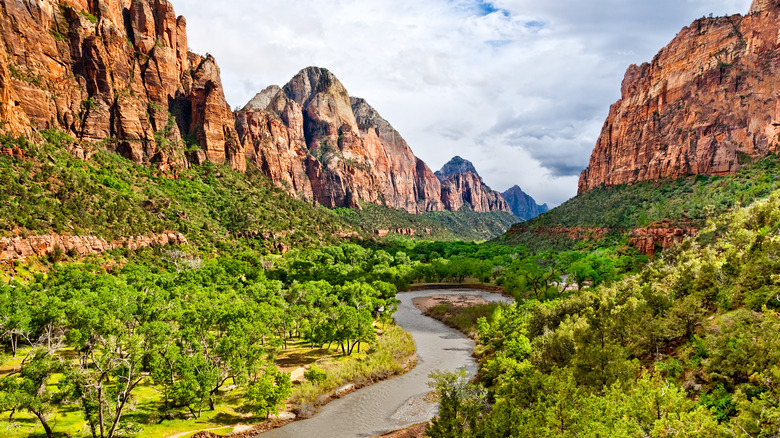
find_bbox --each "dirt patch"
[412,294,489,313]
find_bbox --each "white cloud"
[173,0,753,206]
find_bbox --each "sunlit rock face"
[237,67,511,214]
[0,0,243,172]
[579,1,780,193]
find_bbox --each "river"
[258,289,512,438]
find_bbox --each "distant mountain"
[500,185,548,220]
[434,157,512,214]
[434,156,478,181]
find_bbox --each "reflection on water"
[258,290,512,438]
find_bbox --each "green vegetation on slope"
[0,131,358,252]
[427,190,780,437]
[0,243,418,437]
[497,153,780,249]
[335,202,519,241]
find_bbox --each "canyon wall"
[0,0,243,172]
[579,0,780,193]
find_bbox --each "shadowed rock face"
[238,67,515,214]
[501,185,548,220]
[434,156,478,181]
[0,0,243,172]
[579,0,780,193]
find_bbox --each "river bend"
[259,289,511,438]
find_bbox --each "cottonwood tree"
[0,350,62,438]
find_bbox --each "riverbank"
[162,324,416,438]
[258,289,512,438]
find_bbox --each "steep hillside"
[579,0,780,193]
[0,131,359,262]
[498,154,780,251]
[0,0,243,171]
[501,185,548,220]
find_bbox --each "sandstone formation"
[236,67,445,212]
[0,0,243,172]
[436,156,512,213]
[372,228,432,237]
[579,0,780,193]
[628,225,698,256]
[237,67,510,214]
[501,185,549,221]
[0,232,187,262]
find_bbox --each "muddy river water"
[258,289,512,438]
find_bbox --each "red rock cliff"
[578,0,780,193]
[236,67,450,213]
[0,0,243,171]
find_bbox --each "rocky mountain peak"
[501,185,548,221]
[435,156,479,181]
[243,85,281,112]
[283,66,349,107]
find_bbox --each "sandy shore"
[411,293,490,313]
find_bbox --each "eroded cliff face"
[578,0,780,193]
[435,156,511,213]
[0,0,243,172]
[236,67,451,213]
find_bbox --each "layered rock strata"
[436,156,512,213]
[0,0,243,172]
[0,232,187,262]
[579,0,780,193]
[628,226,698,256]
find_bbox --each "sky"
[173,0,753,207]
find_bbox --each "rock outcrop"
[579,0,780,193]
[237,67,511,214]
[0,0,243,172]
[436,156,512,213]
[628,225,698,256]
[501,185,548,220]
[0,232,187,262]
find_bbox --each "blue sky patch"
[525,20,545,32]
[475,0,499,15]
